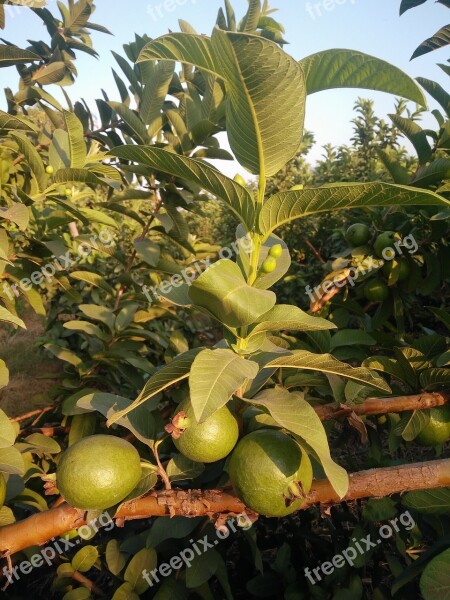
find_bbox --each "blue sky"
[1,0,447,171]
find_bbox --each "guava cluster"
[344,223,411,302]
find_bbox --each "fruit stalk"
[1,459,450,557]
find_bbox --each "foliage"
[0,1,449,599]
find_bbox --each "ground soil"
[0,311,62,418]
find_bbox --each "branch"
[315,392,449,421]
[1,459,449,556]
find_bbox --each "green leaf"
[10,131,47,191]
[189,348,259,422]
[147,515,203,548]
[420,549,450,600]
[166,454,205,482]
[70,271,114,295]
[389,114,433,165]
[43,343,83,367]
[0,203,29,230]
[68,413,97,446]
[107,348,203,426]
[330,330,376,350]
[240,0,261,32]
[77,393,156,446]
[123,465,158,502]
[300,49,426,107]
[31,61,66,85]
[399,1,427,16]
[0,408,15,447]
[115,303,139,332]
[420,368,450,390]
[109,146,256,230]
[266,350,391,392]
[412,24,450,60]
[133,238,160,267]
[109,101,149,144]
[250,387,349,498]
[0,446,25,475]
[0,361,9,391]
[0,44,40,67]
[63,320,108,341]
[53,168,106,186]
[124,548,157,594]
[403,488,450,514]
[189,259,276,329]
[0,110,39,132]
[49,129,71,171]
[259,183,450,237]
[106,539,127,576]
[72,546,99,573]
[186,549,220,589]
[0,306,26,329]
[140,61,175,136]
[79,304,115,332]
[394,410,430,442]
[249,304,336,337]
[417,77,450,118]
[23,433,61,454]
[63,110,87,168]
[138,30,305,176]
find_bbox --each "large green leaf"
[399,0,427,15]
[0,408,15,447]
[189,259,276,329]
[266,350,391,392]
[249,304,336,337]
[0,44,40,67]
[0,203,29,230]
[109,146,256,230]
[63,110,87,168]
[10,131,47,191]
[137,29,306,176]
[0,306,26,329]
[259,183,450,237]
[140,61,175,136]
[389,114,433,165]
[0,360,8,391]
[107,348,203,425]
[300,49,426,107]
[412,24,450,60]
[420,549,450,600]
[402,488,450,514]
[0,110,39,132]
[189,348,259,422]
[109,101,149,144]
[251,388,349,498]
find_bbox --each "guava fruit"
[173,400,239,463]
[269,244,283,259]
[261,256,277,273]
[374,231,400,259]
[56,435,142,510]
[345,223,371,247]
[415,405,450,446]
[228,429,310,517]
[364,279,390,302]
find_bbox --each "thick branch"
[315,392,449,421]
[1,460,449,556]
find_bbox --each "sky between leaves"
[1,0,447,173]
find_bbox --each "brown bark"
[315,392,449,421]
[1,460,449,557]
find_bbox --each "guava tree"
[0,1,449,598]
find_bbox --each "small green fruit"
[261,256,277,273]
[45,165,54,175]
[173,400,239,463]
[374,231,400,259]
[0,473,6,508]
[233,174,246,187]
[228,429,308,517]
[415,406,450,447]
[64,188,72,197]
[269,244,283,259]
[345,223,371,247]
[364,279,390,302]
[56,435,142,510]
[382,258,410,282]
